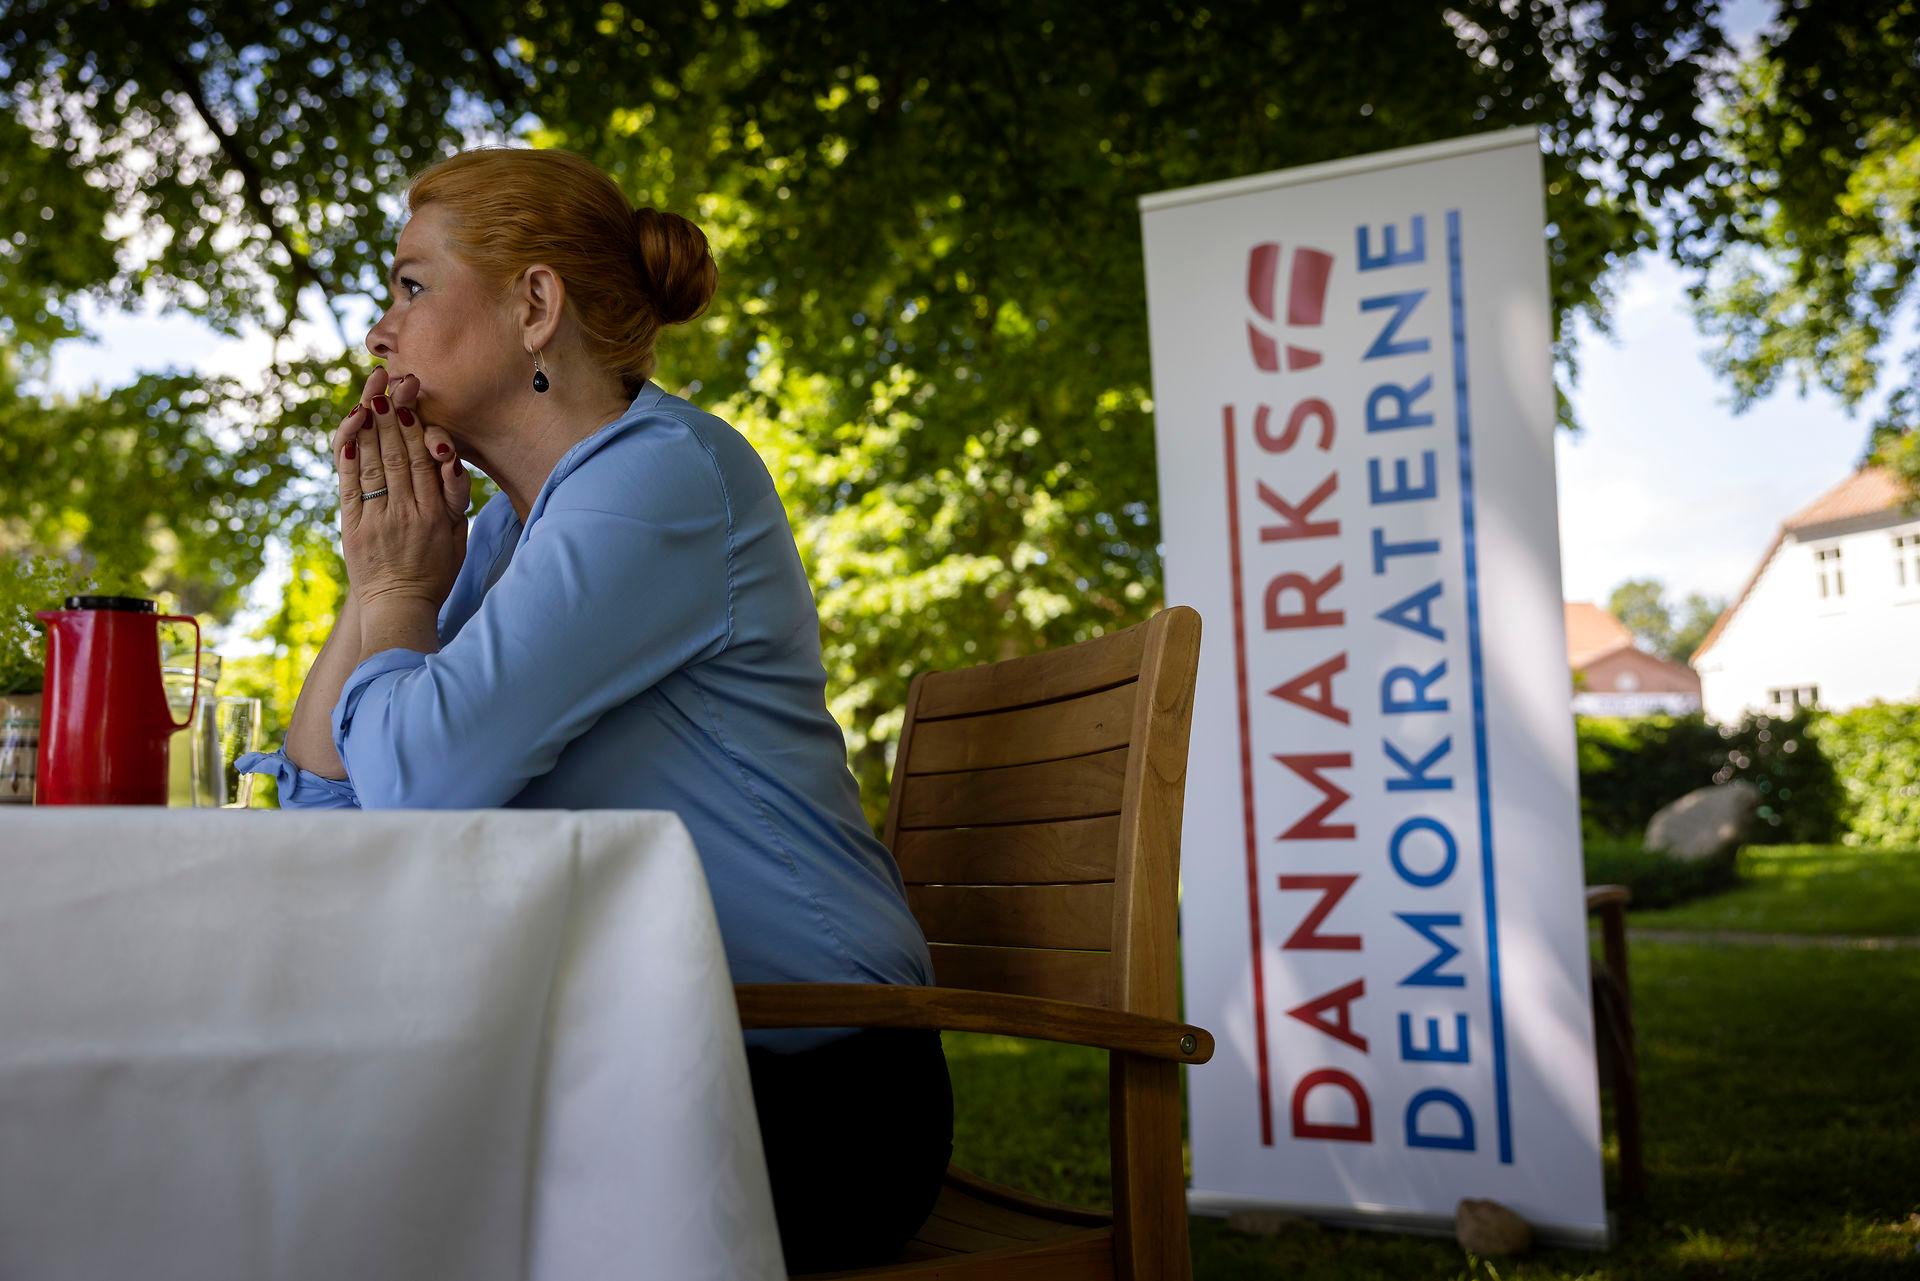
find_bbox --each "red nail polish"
[397,406,415,426]
[345,441,357,460]
[372,394,391,415]
[433,442,449,457]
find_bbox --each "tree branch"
[152,43,350,351]
[428,0,528,114]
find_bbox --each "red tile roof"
[1784,465,1910,531]
[1565,601,1636,669]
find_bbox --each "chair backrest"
[883,606,1202,1022]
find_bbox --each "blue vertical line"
[1447,208,1513,1165]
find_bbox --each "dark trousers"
[746,1027,954,1273]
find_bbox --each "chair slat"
[897,748,1128,830]
[913,1214,1028,1254]
[928,943,1111,1006]
[915,627,1147,719]
[923,1179,1093,1244]
[943,1166,1113,1229]
[892,1239,965,1264]
[802,1230,1114,1280]
[892,1239,964,1263]
[908,884,1113,951]
[896,817,1120,886]
[907,683,1137,774]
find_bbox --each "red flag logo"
[1247,243,1333,372]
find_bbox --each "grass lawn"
[943,847,1920,1279]
[1627,845,1920,937]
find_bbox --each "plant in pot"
[1,555,115,803]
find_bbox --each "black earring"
[532,349,550,394]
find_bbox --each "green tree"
[1608,578,1675,657]
[2,0,1738,816]
[1607,578,1727,664]
[1671,589,1725,663]
[1683,1,1920,493]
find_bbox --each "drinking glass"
[213,696,263,808]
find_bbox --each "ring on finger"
[359,487,390,501]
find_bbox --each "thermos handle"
[159,614,202,731]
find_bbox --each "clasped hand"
[334,366,471,609]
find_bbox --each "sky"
[1551,255,1881,609]
[23,0,1896,648]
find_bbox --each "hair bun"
[632,206,718,326]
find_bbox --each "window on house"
[1765,685,1820,713]
[1813,546,1844,598]
[1896,534,1920,588]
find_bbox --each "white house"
[1692,466,1920,722]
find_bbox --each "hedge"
[1576,709,1842,846]
[1810,702,1920,848]
[1581,835,1739,909]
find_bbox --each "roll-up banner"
[1141,128,1607,1246]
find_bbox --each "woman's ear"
[514,264,566,352]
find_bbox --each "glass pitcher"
[164,651,222,807]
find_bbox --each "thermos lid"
[64,595,157,612]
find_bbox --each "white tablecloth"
[0,809,785,1281]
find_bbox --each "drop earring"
[532,349,550,394]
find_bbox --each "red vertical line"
[1221,406,1275,1146]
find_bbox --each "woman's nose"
[365,310,396,361]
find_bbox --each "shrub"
[1581,835,1738,909]
[1575,709,1841,845]
[0,556,126,696]
[1810,701,1920,847]
[1709,708,1842,845]
[1576,714,1723,839]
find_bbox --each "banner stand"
[1141,127,1609,1247]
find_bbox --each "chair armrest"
[734,983,1215,1064]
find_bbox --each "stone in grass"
[1644,780,1760,863]
[1455,1198,1532,1256]
[1225,1208,1319,1236]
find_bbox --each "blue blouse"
[239,380,933,1049]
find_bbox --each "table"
[0,808,786,1281]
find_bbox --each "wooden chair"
[1586,884,1644,1203]
[735,605,1213,1280]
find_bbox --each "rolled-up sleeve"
[235,746,361,809]
[330,493,733,810]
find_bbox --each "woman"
[239,146,950,1272]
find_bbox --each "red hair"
[406,147,716,395]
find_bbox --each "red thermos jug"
[35,596,201,806]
